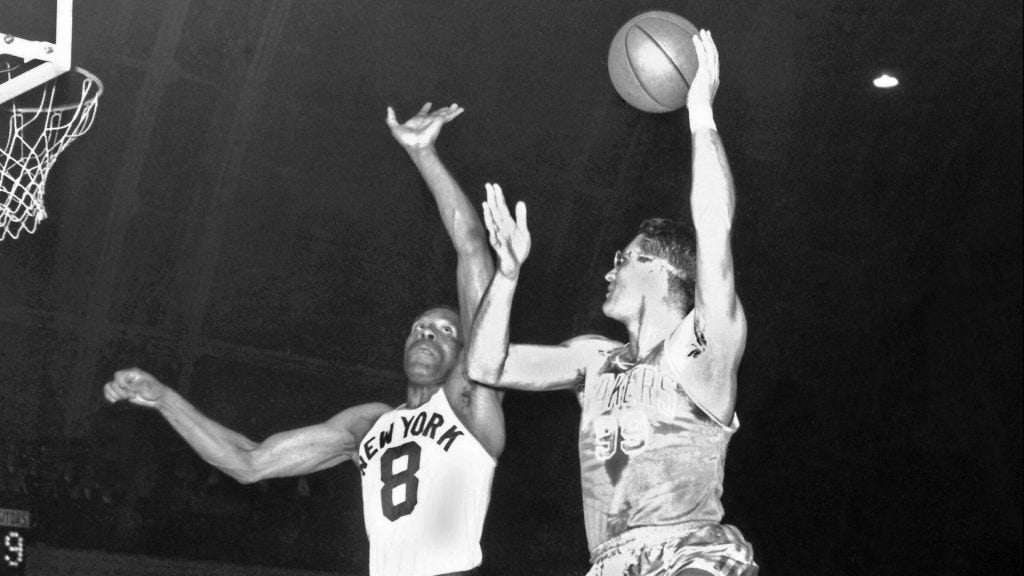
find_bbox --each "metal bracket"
[0,0,74,103]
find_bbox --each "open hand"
[687,30,720,110]
[386,102,464,150]
[482,183,530,279]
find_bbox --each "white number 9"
[618,411,650,455]
[4,530,25,567]
[593,415,618,461]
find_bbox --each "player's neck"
[625,301,683,359]
[405,382,442,409]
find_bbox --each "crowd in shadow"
[1,429,364,572]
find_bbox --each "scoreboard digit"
[0,508,29,576]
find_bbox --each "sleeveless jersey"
[577,317,738,553]
[358,388,495,576]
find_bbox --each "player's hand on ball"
[386,102,464,150]
[687,29,720,110]
[482,182,530,280]
[104,368,167,408]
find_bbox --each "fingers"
[491,183,515,229]
[485,183,513,244]
[442,103,465,121]
[702,30,718,74]
[393,102,464,129]
[103,381,119,403]
[692,34,708,70]
[515,201,528,232]
[104,370,135,403]
[446,107,464,121]
[482,201,500,248]
[693,30,718,74]
[485,183,501,230]
[484,182,528,234]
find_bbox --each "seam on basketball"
[634,23,692,101]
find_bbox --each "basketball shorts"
[586,522,758,576]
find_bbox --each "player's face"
[602,235,667,322]
[403,307,462,386]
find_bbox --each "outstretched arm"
[387,103,493,327]
[388,104,503,457]
[104,368,389,484]
[466,184,615,392]
[671,30,747,421]
[465,183,530,384]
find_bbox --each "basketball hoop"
[1,63,103,241]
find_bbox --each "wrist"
[407,144,439,159]
[498,268,520,282]
[688,105,717,133]
[153,387,180,412]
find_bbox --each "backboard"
[0,0,73,104]
[1,0,101,241]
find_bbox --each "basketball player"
[467,31,757,576]
[104,103,503,576]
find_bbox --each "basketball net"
[1,65,103,241]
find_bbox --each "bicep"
[691,284,747,366]
[695,229,742,328]
[251,403,390,479]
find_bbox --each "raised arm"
[387,103,493,328]
[388,104,503,456]
[466,184,618,392]
[687,31,745,336]
[671,31,747,419]
[104,368,389,484]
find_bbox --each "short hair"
[416,305,463,341]
[422,304,459,318]
[637,218,696,311]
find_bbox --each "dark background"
[1,1,1020,575]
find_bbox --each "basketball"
[607,11,700,113]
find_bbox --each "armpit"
[573,370,586,394]
[688,318,708,358]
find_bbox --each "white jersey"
[358,389,495,576]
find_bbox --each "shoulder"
[340,401,393,420]
[562,335,624,378]
[326,402,393,441]
[665,311,743,423]
[561,334,623,353]
[684,299,747,364]
[563,335,623,366]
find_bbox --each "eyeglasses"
[613,250,685,279]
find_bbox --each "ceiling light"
[873,74,899,89]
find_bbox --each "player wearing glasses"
[466,31,757,576]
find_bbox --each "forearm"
[689,114,735,237]
[466,273,518,384]
[156,390,261,482]
[407,147,488,254]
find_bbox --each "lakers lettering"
[594,365,679,417]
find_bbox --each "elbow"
[217,465,260,485]
[454,233,490,259]
[466,361,500,386]
[232,465,273,485]
[216,452,265,485]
